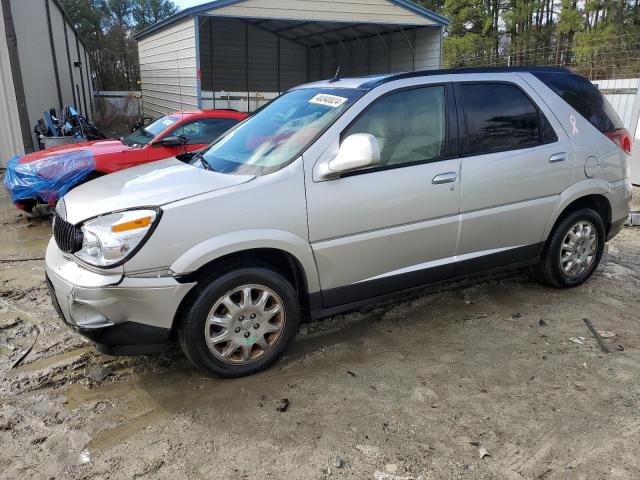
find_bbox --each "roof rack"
[361,66,573,89]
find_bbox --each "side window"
[344,86,447,167]
[461,83,554,155]
[172,118,239,145]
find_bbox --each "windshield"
[197,88,363,175]
[123,115,180,146]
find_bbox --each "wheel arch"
[543,181,612,242]
[171,245,315,338]
[170,230,320,292]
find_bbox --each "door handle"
[549,152,568,163]
[432,172,457,184]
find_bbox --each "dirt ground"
[1,186,639,480]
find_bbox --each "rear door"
[453,73,574,273]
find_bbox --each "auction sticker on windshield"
[309,93,348,108]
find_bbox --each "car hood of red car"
[18,139,133,164]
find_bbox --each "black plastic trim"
[607,217,627,241]
[313,243,542,314]
[76,322,171,348]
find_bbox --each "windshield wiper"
[193,151,214,171]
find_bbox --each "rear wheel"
[178,266,301,377]
[537,208,605,288]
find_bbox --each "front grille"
[53,212,83,253]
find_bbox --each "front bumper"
[45,239,195,355]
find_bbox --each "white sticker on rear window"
[309,94,348,108]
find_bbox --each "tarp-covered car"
[4,110,247,212]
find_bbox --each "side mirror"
[317,133,381,180]
[156,135,187,148]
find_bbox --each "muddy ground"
[1,186,639,480]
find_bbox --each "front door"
[452,75,574,274]
[305,83,462,308]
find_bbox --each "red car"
[4,110,247,212]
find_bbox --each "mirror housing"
[156,135,187,148]
[317,133,381,180]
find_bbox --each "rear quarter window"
[533,72,624,133]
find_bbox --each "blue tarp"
[3,150,95,204]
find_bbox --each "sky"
[173,0,208,9]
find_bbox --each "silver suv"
[46,67,632,377]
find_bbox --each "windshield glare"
[198,88,363,175]
[124,115,179,146]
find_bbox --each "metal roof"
[134,0,449,41]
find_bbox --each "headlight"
[75,209,160,267]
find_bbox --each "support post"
[3,0,34,151]
[209,18,215,108]
[63,21,77,107]
[245,21,249,112]
[45,0,63,111]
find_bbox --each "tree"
[417,0,640,78]
[133,0,179,32]
[61,0,178,90]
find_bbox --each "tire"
[537,208,606,288]
[178,266,301,378]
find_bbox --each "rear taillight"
[605,128,632,155]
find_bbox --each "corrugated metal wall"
[199,18,307,94]
[308,27,441,79]
[207,0,437,25]
[197,17,441,113]
[592,78,640,140]
[1,0,96,162]
[0,0,23,164]
[12,0,59,153]
[139,17,199,117]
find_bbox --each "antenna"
[329,66,341,83]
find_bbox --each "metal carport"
[134,0,449,117]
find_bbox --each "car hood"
[18,139,133,163]
[62,158,254,224]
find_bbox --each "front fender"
[541,179,611,240]
[169,229,321,293]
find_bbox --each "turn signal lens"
[111,216,152,232]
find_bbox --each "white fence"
[201,91,279,112]
[592,79,640,139]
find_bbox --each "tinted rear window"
[461,83,554,155]
[533,72,623,133]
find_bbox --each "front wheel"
[537,208,605,288]
[178,267,301,377]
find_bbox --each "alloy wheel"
[559,220,598,278]
[204,284,285,364]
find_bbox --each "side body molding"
[169,229,322,294]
